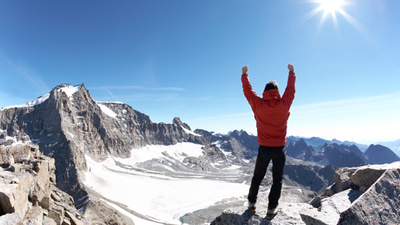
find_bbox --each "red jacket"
[241,71,296,147]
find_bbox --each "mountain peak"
[53,83,82,97]
[1,83,84,110]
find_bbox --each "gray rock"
[332,167,357,193]
[338,168,400,225]
[23,206,43,225]
[0,212,21,225]
[0,171,31,218]
[0,145,90,225]
[82,198,134,225]
[351,166,386,191]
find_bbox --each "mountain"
[364,144,400,164]
[377,139,400,157]
[287,136,369,152]
[287,138,399,166]
[311,143,365,167]
[286,138,316,161]
[0,83,224,224]
[226,129,258,156]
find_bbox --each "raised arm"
[241,65,260,110]
[282,64,296,108]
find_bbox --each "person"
[241,64,296,218]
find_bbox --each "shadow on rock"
[211,209,272,225]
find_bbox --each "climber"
[241,64,296,219]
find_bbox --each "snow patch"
[358,161,400,170]
[121,142,204,164]
[181,126,201,137]
[97,103,117,119]
[58,84,80,97]
[67,132,75,138]
[3,93,50,109]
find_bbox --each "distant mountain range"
[287,136,400,157]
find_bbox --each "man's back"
[241,66,296,147]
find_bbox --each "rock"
[43,217,57,225]
[65,211,84,225]
[338,168,400,225]
[0,145,32,165]
[82,198,134,225]
[0,145,90,225]
[23,206,43,225]
[0,212,21,225]
[48,204,64,225]
[305,162,400,225]
[0,171,31,218]
[351,166,386,191]
[300,205,336,225]
[332,167,357,193]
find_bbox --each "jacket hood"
[262,89,281,100]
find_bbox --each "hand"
[288,64,294,72]
[242,65,249,74]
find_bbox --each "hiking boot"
[266,207,278,220]
[248,201,256,214]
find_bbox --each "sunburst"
[300,0,384,64]
[318,0,345,13]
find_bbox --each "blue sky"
[1,0,399,144]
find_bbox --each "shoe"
[266,207,278,220]
[248,201,256,214]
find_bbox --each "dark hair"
[264,81,279,92]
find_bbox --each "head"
[264,81,279,92]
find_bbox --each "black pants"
[248,145,286,209]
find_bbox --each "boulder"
[351,166,386,191]
[0,171,31,217]
[0,212,21,225]
[338,168,400,225]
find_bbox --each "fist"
[288,64,294,72]
[242,65,249,74]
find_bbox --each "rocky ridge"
[0,144,91,225]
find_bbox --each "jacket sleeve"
[282,71,296,109]
[241,74,259,111]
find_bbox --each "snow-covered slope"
[83,143,249,225]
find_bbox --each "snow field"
[83,143,249,224]
[119,142,205,164]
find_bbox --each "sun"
[318,0,345,13]
[301,0,349,31]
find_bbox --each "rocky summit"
[210,162,400,225]
[1,83,400,224]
